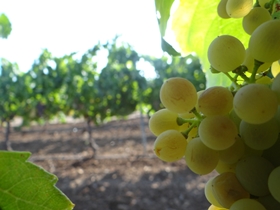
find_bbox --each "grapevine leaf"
[0,14,12,39]
[155,0,175,36]
[161,37,181,56]
[171,0,250,87]
[0,151,75,210]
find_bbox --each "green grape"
[153,130,187,162]
[149,109,180,136]
[198,86,233,116]
[258,194,280,210]
[255,75,272,85]
[271,60,280,78]
[271,73,280,104]
[226,0,253,18]
[242,48,272,73]
[212,172,250,208]
[258,0,270,8]
[217,0,230,19]
[242,144,263,158]
[235,156,274,196]
[219,136,245,164]
[228,109,242,128]
[242,7,271,35]
[233,83,278,124]
[249,19,280,62]
[160,77,198,114]
[185,137,219,175]
[230,198,266,210]
[208,205,228,210]
[268,166,280,202]
[208,35,246,73]
[195,90,204,113]
[215,160,236,174]
[262,134,280,167]
[239,118,279,150]
[198,115,238,150]
[205,177,224,208]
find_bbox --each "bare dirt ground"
[0,114,217,210]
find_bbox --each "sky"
[0,0,172,79]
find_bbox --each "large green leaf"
[0,151,74,210]
[171,0,250,87]
[0,14,12,39]
[155,0,175,36]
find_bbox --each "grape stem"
[249,60,264,83]
[181,123,196,139]
[223,72,241,90]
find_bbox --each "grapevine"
[150,1,280,209]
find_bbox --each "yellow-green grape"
[258,0,270,8]
[249,19,280,63]
[230,199,266,210]
[215,160,236,174]
[226,0,253,18]
[271,60,280,77]
[242,7,271,35]
[258,194,280,210]
[229,109,242,128]
[268,166,280,202]
[153,130,187,162]
[199,115,238,150]
[198,86,233,116]
[236,156,274,196]
[233,83,278,124]
[205,177,224,208]
[217,0,230,19]
[195,90,204,113]
[255,76,272,85]
[271,73,280,104]
[262,134,280,167]
[160,77,198,114]
[186,126,198,142]
[208,205,228,210]
[242,48,272,73]
[149,109,180,136]
[219,136,245,164]
[208,35,246,73]
[242,144,263,158]
[239,118,279,150]
[185,137,219,175]
[212,172,250,208]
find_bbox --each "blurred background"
[0,1,213,210]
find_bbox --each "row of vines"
[1,23,206,151]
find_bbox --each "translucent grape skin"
[211,172,250,208]
[208,204,228,210]
[198,115,238,150]
[185,137,219,175]
[233,83,278,124]
[153,130,187,162]
[249,19,280,62]
[149,108,180,136]
[226,0,253,18]
[217,0,230,19]
[242,7,271,35]
[205,177,224,208]
[239,118,279,150]
[197,86,233,117]
[268,166,280,203]
[230,198,266,210]
[235,156,274,196]
[271,60,280,78]
[160,77,198,114]
[208,35,245,73]
[271,73,280,104]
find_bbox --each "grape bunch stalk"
[149,0,280,209]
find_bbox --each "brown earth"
[0,114,217,210]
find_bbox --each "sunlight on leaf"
[155,0,175,36]
[0,151,74,210]
[171,0,250,87]
[0,14,12,39]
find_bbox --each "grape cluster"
[149,1,280,209]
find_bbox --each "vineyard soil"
[0,115,216,210]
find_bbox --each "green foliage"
[155,0,250,87]
[0,151,74,210]
[0,13,12,38]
